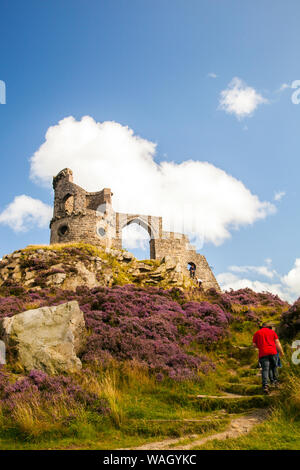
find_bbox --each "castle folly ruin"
[50,169,220,291]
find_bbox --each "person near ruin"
[197,278,203,288]
[189,264,195,279]
[252,323,284,394]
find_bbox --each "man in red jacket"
[253,323,284,394]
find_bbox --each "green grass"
[0,369,229,450]
[0,350,273,450]
[191,409,300,450]
[24,242,107,257]
[0,418,228,450]
[221,383,262,396]
[0,335,272,451]
[188,351,300,450]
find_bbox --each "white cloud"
[217,271,289,301]
[229,264,276,279]
[29,116,275,247]
[208,72,217,79]
[282,259,300,296]
[218,257,300,303]
[122,223,150,250]
[219,77,268,119]
[274,191,286,201]
[0,195,52,232]
[278,83,291,92]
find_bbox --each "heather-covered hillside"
[0,243,298,450]
[0,283,232,380]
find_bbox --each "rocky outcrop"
[0,244,192,291]
[0,301,86,374]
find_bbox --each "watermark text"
[291,80,300,104]
[292,340,300,365]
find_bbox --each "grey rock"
[0,301,86,374]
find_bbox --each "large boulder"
[0,301,86,374]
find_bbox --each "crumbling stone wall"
[50,168,220,291]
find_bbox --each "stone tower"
[50,168,220,291]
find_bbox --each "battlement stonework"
[50,169,220,291]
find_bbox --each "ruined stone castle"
[50,169,220,291]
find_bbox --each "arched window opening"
[122,221,150,260]
[63,194,74,215]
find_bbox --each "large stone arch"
[115,213,161,259]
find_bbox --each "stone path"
[119,364,275,451]
[127,408,268,451]
[196,392,246,399]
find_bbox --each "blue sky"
[0,0,300,300]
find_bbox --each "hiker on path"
[252,323,284,394]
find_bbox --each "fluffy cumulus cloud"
[218,259,300,303]
[228,264,276,279]
[29,115,275,247]
[282,259,300,297]
[219,77,268,119]
[0,195,52,232]
[217,271,288,300]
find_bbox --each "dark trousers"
[259,355,277,388]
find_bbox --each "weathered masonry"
[50,168,220,291]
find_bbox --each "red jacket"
[253,328,278,358]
